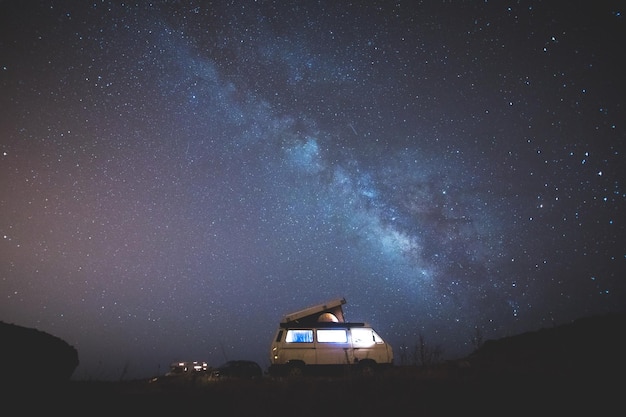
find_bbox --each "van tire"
[286,363,304,377]
[358,361,377,377]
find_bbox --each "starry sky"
[1,1,624,380]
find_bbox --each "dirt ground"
[9,366,619,416]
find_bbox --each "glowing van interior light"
[317,329,348,343]
[286,329,313,343]
[351,328,377,347]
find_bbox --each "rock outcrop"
[0,321,79,384]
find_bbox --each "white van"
[268,298,394,376]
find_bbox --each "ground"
[9,366,619,416]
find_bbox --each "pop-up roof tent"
[281,298,346,324]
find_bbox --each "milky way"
[1,1,624,380]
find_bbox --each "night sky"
[1,1,624,381]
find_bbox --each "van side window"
[285,329,313,343]
[351,328,378,347]
[317,329,348,343]
[372,330,384,343]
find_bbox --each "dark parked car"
[210,360,263,379]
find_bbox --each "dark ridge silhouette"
[465,311,626,378]
[0,321,79,384]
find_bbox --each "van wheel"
[287,364,304,377]
[359,362,376,377]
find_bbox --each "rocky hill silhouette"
[0,321,79,384]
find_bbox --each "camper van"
[268,298,394,376]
